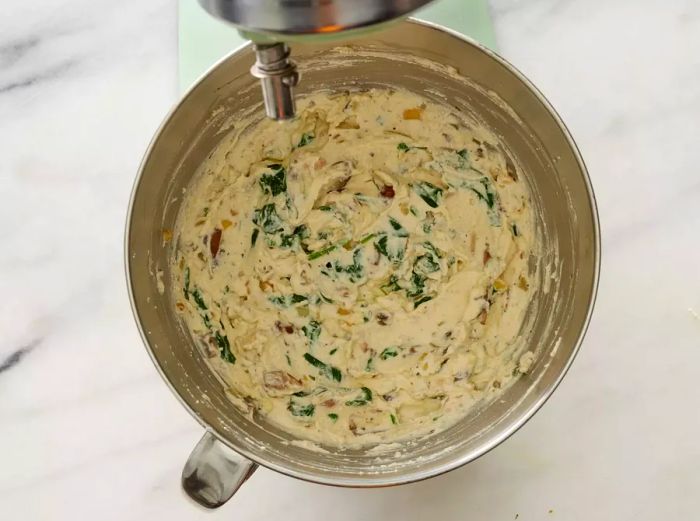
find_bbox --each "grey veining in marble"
[1,0,699,519]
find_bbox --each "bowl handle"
[182,431,258,508]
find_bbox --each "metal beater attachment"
[250,43,299,120]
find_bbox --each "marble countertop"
[2,0,699,519]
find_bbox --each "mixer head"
[197,0,435,120]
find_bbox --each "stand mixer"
[197,0,436,120]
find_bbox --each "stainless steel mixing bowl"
[126,19,599,508]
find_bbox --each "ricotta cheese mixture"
[171,89,537,447]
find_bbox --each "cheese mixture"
[171,89,537,447]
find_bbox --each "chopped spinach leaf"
[259,165,286,196]
[183,267,190,300]
[269,295,286,306]
[280,224,309,249]
[303,353,342,382]
[389,217,408,237]
[409,205,419,217]
[192,289,207,311]
[423,241,442,259]
[468,178,496,208]
[406,272,426,298]
[329,347,338,355]
[319,292,334,304]
[365,357,374,372]
[414,182,443,208]
[269,294,308,307]
[285,353,292,366]
[252,203,283,234]
[464,177,501,225]
[390,413,398,425]
[414,254,440,275]
[511,223,519,237]
[302,320,321,344]
[328,413,339,421]
[345,386,373,406]
[374,234,389,257]
[380,347,398,360]
[333,248,364,282]
[414,295,433,308]
[373,233,406,265]
[297,132,314,148]
[214,331,235,363]
[359,233,376,244]
[380,275,401,294]
[457,148,469,160]
[288,400,315,417]
[201,313,211,329]
[318,205,333,212]
[251,228,259,246]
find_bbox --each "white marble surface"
[1,0,699,519]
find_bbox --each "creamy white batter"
[170,89,537,447]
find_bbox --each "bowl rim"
[125,17,601,487]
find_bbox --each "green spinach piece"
[319,292,334,304]
[269,294,308,307]
[251,228,259,246]
[192,289,207,311]
[373,233,406,265]
[414,182,443,208]
[390,414,398,425]
[328,413,339,421]
[423,242,442,259]
[280,224,309,249]
[464,177,501,225]
[297,132,314,147]
[406,272,426,298]
[468,178,496,209]
[345,387,373,406]
[288,400,315,417]
[414,295,433,308]
[252,203,284,234]
[374,234,389,257]
[333,248,364,282]
[303,353,342,382]
[380,347,398,360]
[389,217,408,237]
[183,267,190,300]
[214,331,236,363]
[414,254,440,275]
[380,275,401,294]
[302,320,321,344]
[259,165,286,196]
